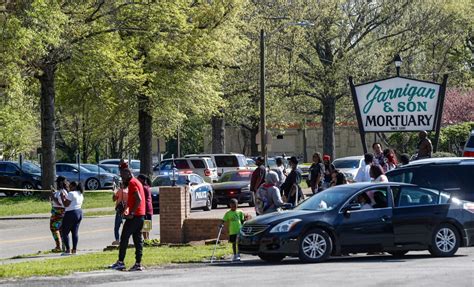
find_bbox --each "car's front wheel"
[298,228,332,263]
[86,178,100,190]
[21,182,34,196]
[429,224,460,257]
[258,254,285,263]
[203,193,212,211]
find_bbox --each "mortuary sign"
[353,77,441,132]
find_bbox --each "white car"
[184,153,248,177]
[153,157,218,183]
[463,130,474,157]
[332,156,364,182]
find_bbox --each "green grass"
[0,192,113,217]
[0,244,231,278]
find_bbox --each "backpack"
[255,186,272,215]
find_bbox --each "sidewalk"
[0,207,114,220]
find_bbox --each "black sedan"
[211,170,254,208]
[238,183,474,263]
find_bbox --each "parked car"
[386,157,474,201]
[151,173,213,214]
[238,182,474,263]
[153,157,218,183]
[211,170,253,208]
[82,164,120,187]
[98,164,121,176]
[98,159,140,176]
[463,130,474,157]
[56,163,118,190]
[332,156,364,182]
[184,153,248,176]
[0,161,42,196]
[246,158,257,171]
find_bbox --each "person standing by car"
[355,153,373,182]
[250,157,266,214]
[281,156,303,205]
[415,130,433,160]
[308,153,324,194]
[399,154,410,166]
[109,167,146,271]
[322,155,335,190]
[372,142,387,170]
[137,174,153,241]
[60,181,84,255]
[112,181,128,246]
[50,176,68,253]
[274,157,287,187]
[256,171,285,215]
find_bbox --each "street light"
[394,54,402,76]
[260,21,314,165]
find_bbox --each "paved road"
[1,249,473,286]
[0,206,256,260]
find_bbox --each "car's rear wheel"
[86,178,100,190]
[429,224,460,257]
[258,254,285,263]
[388,251,408,258]
[203,194,212,211]
[298,228,332,263]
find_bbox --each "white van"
[184,153,249,176]
[153,157,218,183]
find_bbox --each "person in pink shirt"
[112,181,128,245]
[137,174,153,240]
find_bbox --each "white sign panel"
[355,77,441,132]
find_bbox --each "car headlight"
[270,219,302,233]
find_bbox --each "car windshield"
[153,176,188,186]
[82,165,108,173]
[333,160,361,169]
[130,161,140,170]
[219,171,252,182]
[21,162,41,174]
[247,159,256,167]
[296,186,354,211]
[101,165,119,174]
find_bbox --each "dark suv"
[386,157,474,201]
[0,161,42,196]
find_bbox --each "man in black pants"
[109,166,146,271]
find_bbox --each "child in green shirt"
[222,198,248,262]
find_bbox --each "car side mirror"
[343,203,362,216]
[282,203,293,210]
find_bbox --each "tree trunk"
[138,94,153,178]
[211,115,225,153]
[322,96,336,160]
[38,64,57,191]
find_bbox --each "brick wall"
[159,186,190,244]
[183,218,229,242]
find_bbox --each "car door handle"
[381,215,391,222]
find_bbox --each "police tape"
[0,187,114,193]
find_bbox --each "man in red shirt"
[109,166,146,271]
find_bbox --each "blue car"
[56,163,119,190]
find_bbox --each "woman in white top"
[60,181,84,255]
[49,176,68,252]
[370,164,389,183]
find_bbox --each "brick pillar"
[159,186,190,244]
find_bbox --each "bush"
[432,152,457,158]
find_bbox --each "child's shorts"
[229,234,237,243]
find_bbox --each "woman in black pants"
[60,182,84,255]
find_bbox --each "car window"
[191,175,204,184]
[21,162,41,173]
[333,160,361,169]
[153,176,188,186]
[346,188,389,209]
[130,161,140,170]
[102,160,120,165]
[395,186,440,207]
[191,160,205,169]
[297,187,351,211]
[205,158,215,168]
[175,160,190,169]
[0,163,6,173]
[214,156,239,168]
[387,170,414,184]
[159,160,173,170]
[413,166,460,190]
[219,171,252,182]
[4,163,18,174]
[466,135,474,148]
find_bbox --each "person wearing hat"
[308,153,324,194]
[280,156,303,205]
[322,154,335,189]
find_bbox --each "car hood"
[246,209,321,225]
[212,181,249,190]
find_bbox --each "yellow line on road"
[0,228,111,244]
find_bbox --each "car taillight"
[463,151,474,157]
[204,169,211,176]
[179,170,193,174]
[463,202,474,213]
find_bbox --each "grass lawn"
[0,192,113,217]
[0,244,231,278]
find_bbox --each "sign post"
[349,75,447,153]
